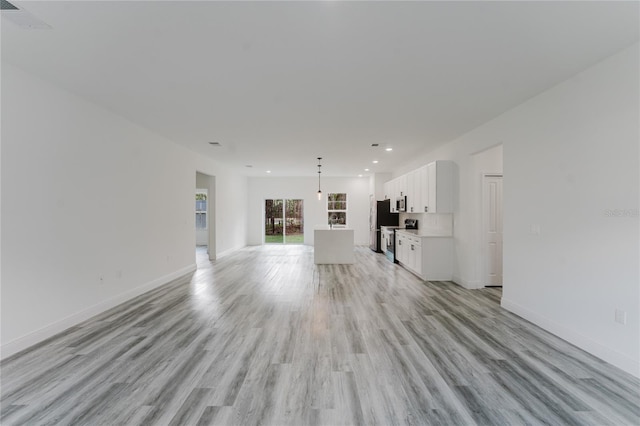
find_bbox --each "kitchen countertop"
[314,225,352,230]
[396,229,452,238]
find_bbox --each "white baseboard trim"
[501,297,640,378]
[215,245,246,259]
[1,264,197,360]
[452,275,483,289]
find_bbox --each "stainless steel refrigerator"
[369,198,399,253]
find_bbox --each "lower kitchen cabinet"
[396,231,452,281]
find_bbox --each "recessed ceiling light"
[358,174,363,177]
[364,168,370,172]
[372,160,379,164]
[385,148,393,152]
[266,170,271,174]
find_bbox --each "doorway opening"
[196,171,216,261]
[195,189,208,247]
[264,199,304,244]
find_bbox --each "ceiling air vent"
[1,2,52,29]
[208,142,221,146]
[371,143,379,147]
[1,1,18,10]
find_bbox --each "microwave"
[396,196,407,212]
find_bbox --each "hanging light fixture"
[317,157,323,200]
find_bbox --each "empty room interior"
[1,1,639,425]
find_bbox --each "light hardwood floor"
[1,245,639,425]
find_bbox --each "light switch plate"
[615,309,627,325]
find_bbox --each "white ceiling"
[2,1,638,177]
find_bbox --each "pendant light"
[317,157,322,200]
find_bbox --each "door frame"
[195,188,209,247]
[195,171,216,261]
[481,172,503,287]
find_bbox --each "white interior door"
[483,174,503,286]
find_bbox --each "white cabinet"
[388,176,404,212]
[410,237,422,274]
[384,179,398,212]
[396,175,407,198]
[425,161,453,213]
[396,232,407,263]
[420,237,453,280]
[383,181,392,201]
[396,231,453,281]
[407,234,422,273]
[406,169,422,213]
[419,165,429,213]
[383,159,453,214]
[398,233,421,275]
[407,173,415,212]
[388,178,397,212]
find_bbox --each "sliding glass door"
[264,199,303,244]
[284,199,303,243]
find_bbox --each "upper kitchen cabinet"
[396,174,407,199]
[406,168,422,213]
[386,176,406,213]
[384,178,397,212]
[425,160,453,213]
[419,165,429,212]
[383,180,392,201]
[384,160,454,214]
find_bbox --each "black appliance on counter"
[369,199,399,253]
[389,219,419,263]
[401,218,419,230]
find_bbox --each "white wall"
[247,177,370,246]
[500,45,639,376]
[197,159,247,257]
[1,64,248,357]
[391,45,639,376]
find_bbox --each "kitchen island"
[314,226,354,264]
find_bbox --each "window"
[327,193,347,227]
[195,192,207,229]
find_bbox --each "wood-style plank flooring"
[1,245,639,425]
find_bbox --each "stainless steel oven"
[382,227,396,262]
